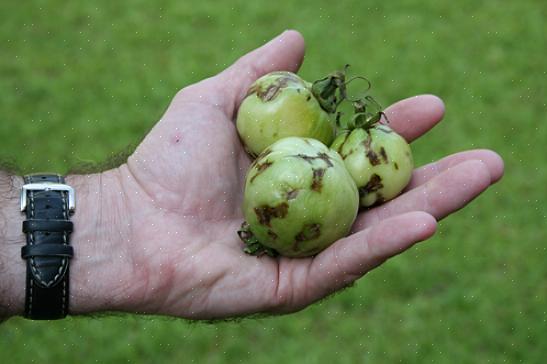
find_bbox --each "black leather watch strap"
[21,174,74,320]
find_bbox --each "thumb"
[177,30,306,117]
[219,30,306,114]
[283,211,437,311]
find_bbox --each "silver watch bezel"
[20,182,76,213]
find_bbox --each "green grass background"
[1,0,546,362]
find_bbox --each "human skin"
[0,30,504,321]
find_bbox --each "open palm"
[110,31,503,320]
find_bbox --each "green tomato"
[241,137,359,257]
[236,72,335,157]
[331,125,413,207]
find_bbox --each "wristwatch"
[20,174,75,320]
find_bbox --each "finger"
[353,159,492,232]
[405,149,504,191]
[177,30,306,117]
[382,94,446,142]
[292,211,436,307]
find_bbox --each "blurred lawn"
[1,0,546,363]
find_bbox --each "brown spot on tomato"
[246,84,259,97]
[335,133,351,159]
[295,223,321,241]
[379,147,388,163]
[311,168,326,192]
[377,125,393,133]
[257,147,272,159]
[363,133,381,166]
[317,152,334,167]
[250,75,299,102]
[286,189,300,200]
[267,230,278,240]
[261,83,284,101]
[358,174,383,198]
[294,154,316,163]
[341,149,355,160]
[336,132,350,155]
[292,153,333,168]
[250,160,273,183]
[294,223,322,250]
[394,162,399,170]
[366,149,381,166]
[254,203,289,227]
[306,95,311,101]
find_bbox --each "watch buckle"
[20,183,76,213]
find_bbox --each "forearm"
[0,169,133,321]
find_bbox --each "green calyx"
[338,95,387,131]
[311,67,386,133]
[310,65,384,129]
[311,65,349,114]
[238,222,278,257]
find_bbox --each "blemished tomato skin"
[236,72,335,158]
[331,125,413,207]
[242,137,358,257]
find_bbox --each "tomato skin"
[242,137,358,257]
[331,125,413,207]
[236,72,335,158]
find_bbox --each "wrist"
[66,169,134,315]
[0,166,145,319]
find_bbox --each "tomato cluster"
[236,69,413,257]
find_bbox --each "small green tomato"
[331,125,413,207]
[239,137,359,257]
[236,72,336,157]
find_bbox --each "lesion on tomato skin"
[311,168,326,192]
[376,125,393,133]
[249,160,273,183]
[358,173,383,198]
[335,132,351,155]
[286,189,300,200]
[333,134,353,160]
[247,146,273,164]
[317,152,334,167]
[379,147,388,163]
[291,153,334,168]
[365,148,381,166]
[362,132,382,166]
[293,223,322,251]
[253,202,289,227]
[247,73,304,102]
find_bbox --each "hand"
[67,30,504,320]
